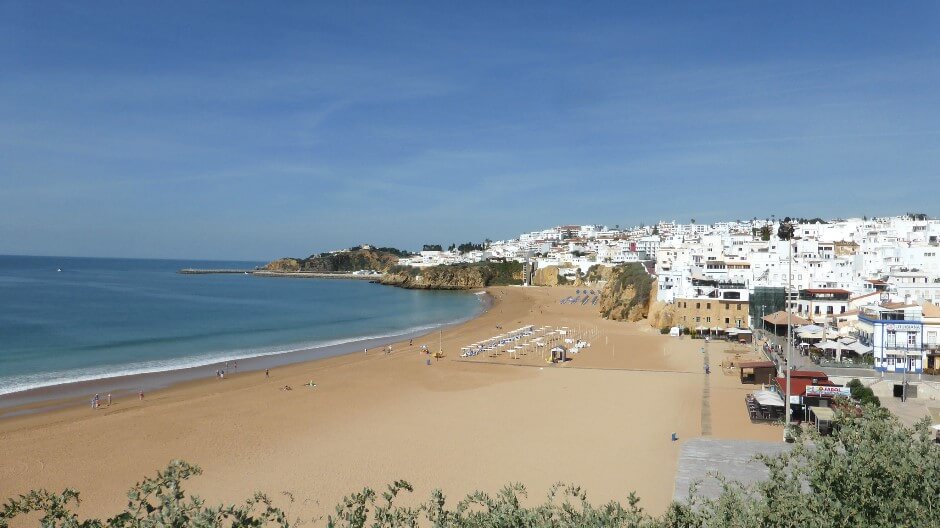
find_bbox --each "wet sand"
[0,285,778,522]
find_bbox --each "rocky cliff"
[598,263,655,322]
[263,249,400,273]
[379,262,523,290]
[532,265,560,286]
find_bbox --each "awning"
[796,324,824,334]
[809,406,836,422]
[753,390,785,407]
[844,341,872,355]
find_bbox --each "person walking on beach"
[91,396,96,409]
[265,368,270,378]
[107,393,112,407]
[138,389,144,400]
[409,338,413,346]
[94,393,100,409]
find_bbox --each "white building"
[856,304,925,373]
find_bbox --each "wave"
[0,319,468,397]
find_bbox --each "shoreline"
[0,291,492,417]
[0,285,779,520]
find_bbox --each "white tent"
[753,390,785,407]
[816,339,844,351]
[796,324,824,334]
[843,341,873,355]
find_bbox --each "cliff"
[532,265,560,286]
[598,263,655,322]
[264,249,400,273]
[379,262,523,290]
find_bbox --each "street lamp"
[777,219,795,441]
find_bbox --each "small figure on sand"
[265,369,270,378]
[138,389,144,400]
[107,393,112,407]
[280,385,293,391]
[409,338,413,346]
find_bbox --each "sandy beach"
[0,285,779,522]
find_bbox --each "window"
[706,303,711,309]
[706,317,711,323]
[696,302,700,309]
[827,306,834,315]
[841,306,846,314]
[909,332,917,346]
[887,330,896,347]
[737,304,741,311]
[928,331,937,345]
[696,316,701,323]
[724,318,730,324]
[815,306,820,315]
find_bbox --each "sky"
[2,2,939,260]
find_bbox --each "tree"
[759,225,772,241]
[777,219,794,241]
[422,244,443,252]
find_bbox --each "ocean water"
[0,255,484,396]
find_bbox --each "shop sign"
[806,385,851,397]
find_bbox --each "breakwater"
[179,269,256,274]
[178,268,381,280]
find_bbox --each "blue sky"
[2,2,939,260]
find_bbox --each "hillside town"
[391,214,940,375]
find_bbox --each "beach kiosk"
[550,346,567,363]
[745,390,786,421]
[808,406,836,435]
[738,360,776,385]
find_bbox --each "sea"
[0,255,485,399]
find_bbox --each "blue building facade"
[856,305,924,374]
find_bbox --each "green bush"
[847,378,881,407]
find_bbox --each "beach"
[0,285,779,521]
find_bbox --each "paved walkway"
[674,438,791,503]
[701,342,711,436]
